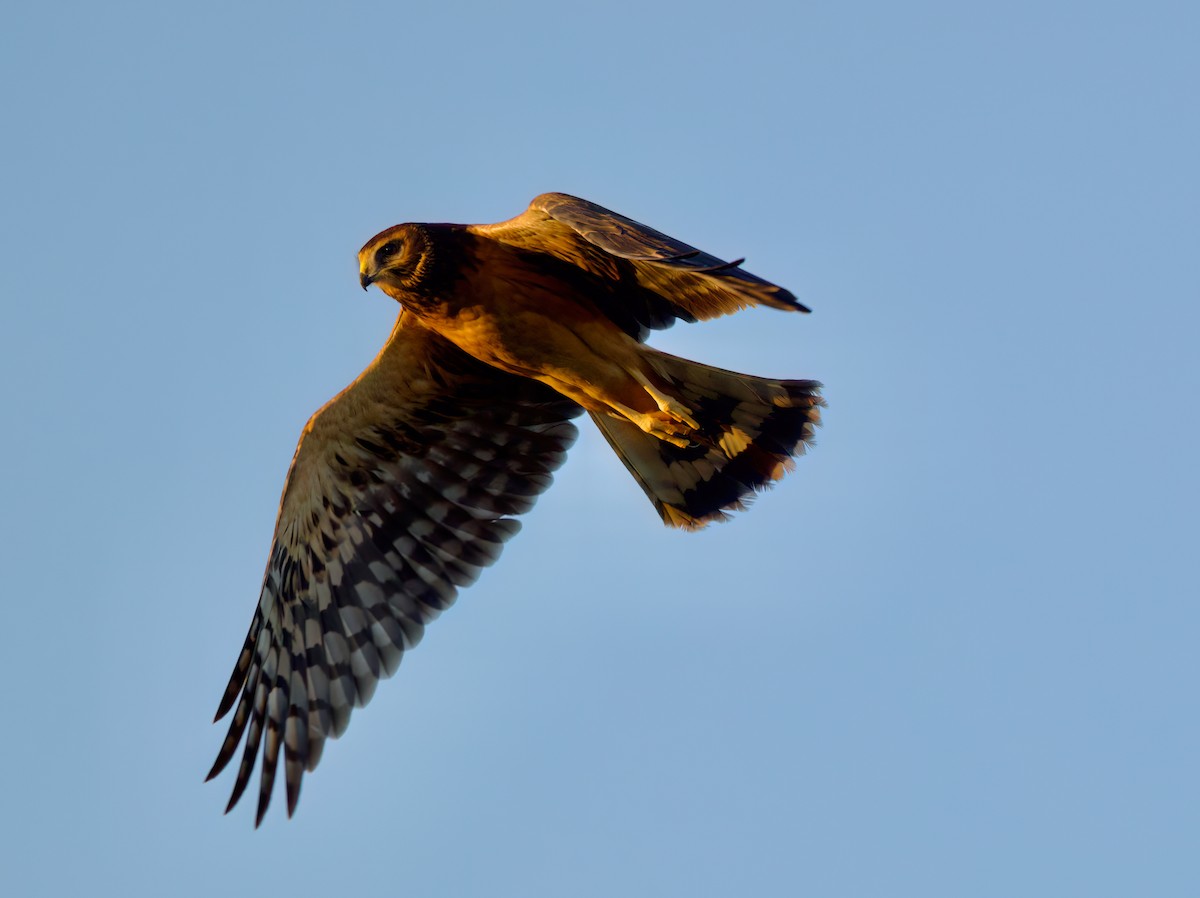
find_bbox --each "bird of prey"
[208,193,824,824]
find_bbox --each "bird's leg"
[603,401,696,449]
[629,370,701,430]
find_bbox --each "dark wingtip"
[206,741,236,782]
[213,683,238,722]
[286,777,301,818]
[771,285,811,313]
[255,797,269,828]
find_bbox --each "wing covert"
[473,192,809,339]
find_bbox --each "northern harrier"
[208,193,824,824]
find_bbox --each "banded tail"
[591,351,824,529]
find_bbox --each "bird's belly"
[433,301,603,379]
[414,289,659,420]
[420,277,611,373]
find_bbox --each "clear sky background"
[2,2,1196,895]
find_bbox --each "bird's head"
[358,224,431,297]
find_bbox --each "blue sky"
[2,2,1196,895]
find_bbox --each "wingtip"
[255,788,273,828]
[772,286,811,314]
[286,777,301,819]
[213,689,237,723]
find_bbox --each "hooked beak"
[359,272,374,291]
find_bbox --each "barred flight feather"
[209,314,581,825]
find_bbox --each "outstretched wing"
[471,192,809,340]
[208,312,581,825]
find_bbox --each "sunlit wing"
[472,192,809,340]
[207,312,581,825]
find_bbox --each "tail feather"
[592,352,824,529]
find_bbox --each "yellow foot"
[631,371,700,430]
[606,402,697,449]
[638,412,696,449]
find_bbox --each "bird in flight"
[208,193,824,824]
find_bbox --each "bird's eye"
[378,241,401,260]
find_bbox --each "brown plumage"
[210,193,823,823]
[359,193,824,527]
